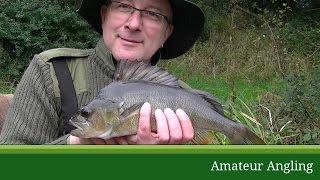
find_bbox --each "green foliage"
[0,47,20,82]
[0,81,15,94]
[189,0,231,41]
[237,0,319,12]
[0,0,99,82]
[258,69,320,144]
[278,12,320,60]
[282,69,320,124]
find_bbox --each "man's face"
[100,0,173,61]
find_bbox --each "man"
[0,0,204,144]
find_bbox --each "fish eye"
[80,108,90,118]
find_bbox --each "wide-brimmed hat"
[76,0,204,59]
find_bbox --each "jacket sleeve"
[0,55,67,144]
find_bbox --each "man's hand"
[126,102,194,144]
[68,135,127,144]
[68,102,194,144]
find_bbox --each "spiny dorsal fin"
[114,60,179,87]
[186,89,224,116]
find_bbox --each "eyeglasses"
[108,1,171,26]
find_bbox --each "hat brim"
[77,0,204,59]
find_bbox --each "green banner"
[0,145,319,180]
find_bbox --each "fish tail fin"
[230,124,266,144]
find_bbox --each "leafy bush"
[189,0,232,41]
[258,68,320,144]
[278,12,320,61]
[0,0,99,82]
[0,47,20,82]
[282,69,320,124]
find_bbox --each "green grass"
[186,74,272,103]
[159,60,277,103]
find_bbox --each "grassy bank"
[159,23,319,144]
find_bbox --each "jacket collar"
[95,38,116,71]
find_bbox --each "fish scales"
[70,61,265,144]
[100,81,228,130]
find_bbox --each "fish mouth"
[69,117,86,132]
[69,115,114,139]
[69,116,92,138]
[69,115,91,131]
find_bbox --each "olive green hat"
[76,0,204,59]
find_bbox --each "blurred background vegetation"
[0,0,319,144]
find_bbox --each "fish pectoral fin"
[119,103,144,122]
[191,131,223,144]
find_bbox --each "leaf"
[303,133,311,142]
[240,112,261,125]
[311,133,318,140]
[303,128,311,134]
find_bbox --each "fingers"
[91,137,129,145]
[91,138,109,144]
[164,108,183,144]
[176,109,194,144]
[154,109,169,144]
[160,108,194,144]
[91,137,129,144]
[128,102,170,145]
[134,102,157,144]
[113,137,128,145]
[69,135,128,145]
[126,135,138,144]
[68,135,94,144]
[138,102,152,136]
